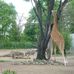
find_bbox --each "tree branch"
[42,0,55,50]
[45,0,55,36]
[57,0,68,20]
[31,0,44,37]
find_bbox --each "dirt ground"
[0,49,74,74]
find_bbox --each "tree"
[0,0,17,41]
[61,0,74,33]
[24,23,38,42]
[57,0,74,51]
[24,0,68,60]
[9,24,21,41]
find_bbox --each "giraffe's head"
[52,10,57,17]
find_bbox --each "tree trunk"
[36,0,55,60]
[37,33,51,60]
[36,22,53,60]
[36,0,68,60]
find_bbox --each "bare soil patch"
[0,49,74,74]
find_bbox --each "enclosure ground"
[0,49,74,74]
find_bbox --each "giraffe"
[47,11,68,66]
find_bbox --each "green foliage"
[0,0,17,41]
[2,70,16,74]
[62,32,72,51]
[0,0,23,49]
[24,22,39,42]
[0,0,73,50]
[54,0,59,10]
[58,0,74,51]
[61,0,74,33]
[9,24,21,41]
[0,41,37,49]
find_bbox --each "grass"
[0,60,12,62]
[2,70,16,74]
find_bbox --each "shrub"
[62,32,72,51]
[0,41,37,49]
[2,70,16,74]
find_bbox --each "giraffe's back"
[51,26,64,51]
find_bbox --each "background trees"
[61,0,74,33]
[0,0,17,41]
[0,0,21,48]
[0,0,73,58]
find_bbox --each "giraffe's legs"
[61,50,68,66]
[59,43,68,66]
[50,40,56,62]
[53,46,57,61]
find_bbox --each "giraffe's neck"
[53,13,58,31]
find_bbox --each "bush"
[0,41,37,49]
[62,32,72,51]
[2,70,16,74]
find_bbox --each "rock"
[10,51,24,59]
[25,50,37,56]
